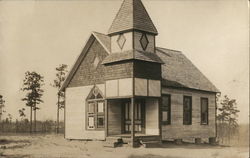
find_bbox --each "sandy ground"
[0,134,248,158]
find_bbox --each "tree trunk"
[57,93,60,134]
[30,106,32,133]
[34,102,36,133]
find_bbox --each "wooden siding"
[106,78,133,97]
[145,98,159,135]
[133,31,155,53]
[104,61,133,81]
[65,85,105,140]
[134,78,147,96]
[107,100,122,135]
[134,60,161,80]
[111,32,133,53]
[161,88,216,139]
[68,39,108,88]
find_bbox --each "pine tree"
[21,71,44,133]
[51,64,68,133]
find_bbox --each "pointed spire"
[108,0,158,35]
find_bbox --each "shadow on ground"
[128,154,181,158]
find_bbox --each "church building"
[60,0,219,147]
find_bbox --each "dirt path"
[0,134,248,158]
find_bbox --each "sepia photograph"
[0,0,249,157]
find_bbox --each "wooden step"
[139,140,162,148]
[103,141,120,148]
[104,137,123,148]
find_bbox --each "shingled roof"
[108,0,158,35]
[156,47,219,93]
[61,32,218,93]
[102,50,164,64]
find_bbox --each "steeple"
[108,0,158,35]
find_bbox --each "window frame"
[183,96,192,125]
[200,97,209,125]
[85,86,105,131]
[162,94,171,125]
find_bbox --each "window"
[201,98,208,125]
[140,33,149,50]
[162,95,171,125]
[86,86,105,130]
[183,96,192,125]
[117,33,126,49]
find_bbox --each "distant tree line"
[0,119,64,134]
[0,64,68,134]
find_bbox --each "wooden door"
[123,99,145,133]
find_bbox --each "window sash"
[201,98,208,125]
[87,101,105,130]
[183,96,192,125]
[162,95,171,125]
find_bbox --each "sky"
[0,0,249,123]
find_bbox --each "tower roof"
[108,0,158,35]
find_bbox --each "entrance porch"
[105,97,161,147]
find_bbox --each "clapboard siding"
[161,88,216,139]
[65,85,105,140]
[107,100,122,135]
[68,39,108,87]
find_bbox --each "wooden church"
[60,0,219,147]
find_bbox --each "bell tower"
[108,0,158,54]
[103,0,163,98]
[102,0,163,147]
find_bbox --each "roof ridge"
[92,31,107,36]
[107,0,127,35]
[156,47,182,53]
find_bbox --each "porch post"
[131,97,135,147]
[105,99,108,138]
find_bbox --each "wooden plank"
[131,97,135,147]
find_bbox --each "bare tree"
[21,71,44,133]
[51,64,68,133]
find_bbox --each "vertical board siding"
[119,78,133,96]
[134,78,147,96]
[107,100,122,135]
[106,80,118,97]
[65,86,105,140]
[145,98,159,135]
[161,88,216,139]
[148,80,161,97]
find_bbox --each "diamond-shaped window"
[140,33,149,51]
[93,56,100,68]
[117,34,126,50]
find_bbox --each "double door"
[123,99,145,133]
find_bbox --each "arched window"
[86,86,105,130]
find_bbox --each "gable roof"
[61,32,219,93]
[156,47,219,93]
[108,0,158,35]
[60,32,110,91]
[92,32,111,53]
[102,50,164,64]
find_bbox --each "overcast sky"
[0,0,248,123]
